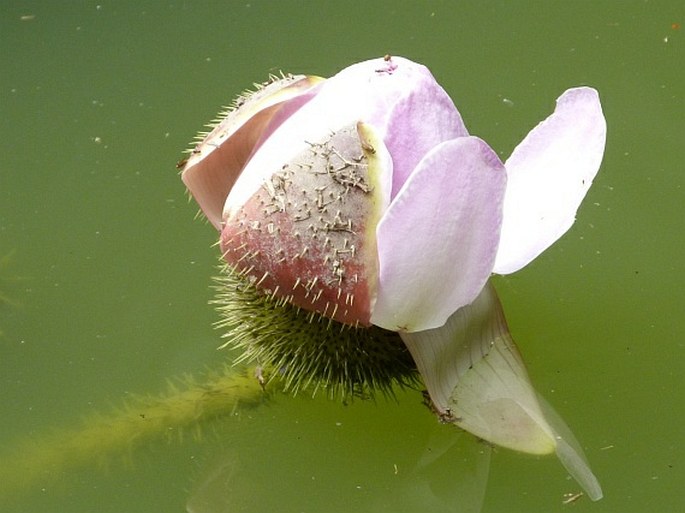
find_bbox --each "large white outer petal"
[493,87,606,274]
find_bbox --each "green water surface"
[1,1,683,512]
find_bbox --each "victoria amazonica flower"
[181,56,606,500]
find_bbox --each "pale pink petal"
[224,56,461,221]
[370,137,506,332]
[494,87,606,274]
[181,75,323,229]
[381,72,469,199]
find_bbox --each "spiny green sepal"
[212,263,419,399]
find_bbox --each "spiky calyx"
[220,122,387,327]
[212,263,418,399]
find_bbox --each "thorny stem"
[0,364,275,503]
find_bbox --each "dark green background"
[1,1,683,512]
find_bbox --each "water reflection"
[187,395,490,513]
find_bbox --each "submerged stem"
[0,365,270,502]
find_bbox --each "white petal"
[537,395,604,501]
[401,281,603,498]
[400,282,508,412]
[494,87,607,274]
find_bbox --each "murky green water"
[1,1,683,512]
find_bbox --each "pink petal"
[381,70,469,199]
[181,75,323,229]
[493,87,607,274]
[370,137,506,332]
[223,56,461,221]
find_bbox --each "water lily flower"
[181,56,606,500]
